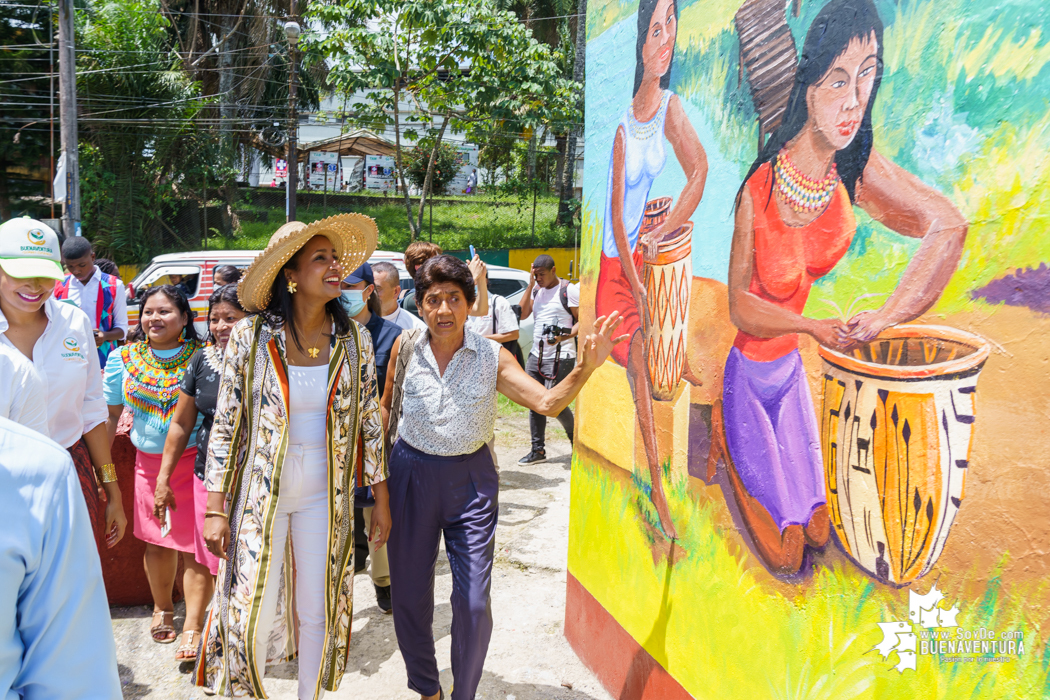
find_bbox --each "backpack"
[531,278,573,316]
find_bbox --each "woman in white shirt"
[381,255,624,700]
[0,218,126,550]
[196,216,388,699]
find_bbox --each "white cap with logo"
[0,217,64,280]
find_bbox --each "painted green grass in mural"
[568,458,1049,699]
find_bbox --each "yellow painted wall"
[507,247,581,280]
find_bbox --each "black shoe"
[375,584,392,614]
[519,449,546,465]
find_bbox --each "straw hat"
[238,213,378,313]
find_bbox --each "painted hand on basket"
[845,309,894,345]
[578,311,629,373]
[640,231,662,263]
[809,317,852,351]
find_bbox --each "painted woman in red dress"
[712,0,968,574]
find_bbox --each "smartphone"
[469,244,477,259]
[159,507,172,538]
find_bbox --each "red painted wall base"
[565,573,693,700]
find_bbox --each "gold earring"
[287,280,298,294]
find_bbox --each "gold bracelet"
[204,510,229,519]
[97,463,118,483]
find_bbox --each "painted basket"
[817,325,991,584]
[643,222,693,401]
[641,196,673,234]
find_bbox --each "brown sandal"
[175,630,199,660]
[150,609,177,644]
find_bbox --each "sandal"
[175,630,200,660]
[150,609,177,644]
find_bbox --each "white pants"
[254,445,329,700]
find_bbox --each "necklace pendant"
[308,347,320,359]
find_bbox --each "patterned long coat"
[193,315,386,698]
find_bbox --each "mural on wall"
[568,0,1049,696]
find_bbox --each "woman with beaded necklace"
[595,0,708,541]
[104,285,204,644]
[152,284,247,661]
[712,0,967,575]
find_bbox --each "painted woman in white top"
[0,218,126,550]
[596,0,707,540]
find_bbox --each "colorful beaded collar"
[773,149,840,214]
[119,340,201,431]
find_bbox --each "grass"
[215,197,574,253]
[568,456,1049,699]
[498,393,529,418]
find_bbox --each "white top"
[529,281,579,359]
[287,365,329,449]
[384,306,426,331]
[602,90,671,258]
[0,297,107,449]
[465,293,518,338]
[63,265,129,333]
[398,329,501,456]
[0,343,48,435]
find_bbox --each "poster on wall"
[447,143,479,194]
[364,154,395,191]
[568,0,1049,697]
[308,151,339,189]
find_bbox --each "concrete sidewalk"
[112,411,612,700]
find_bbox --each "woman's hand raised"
[577,311,629,373]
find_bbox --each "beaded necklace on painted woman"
[773,149,840,214]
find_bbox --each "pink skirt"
[193,475,221,575]
[133,448,196,553]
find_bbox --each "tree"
[77,0,211,263]
[498,0,584,227]
[0,3,54,220]
[558,0,584,225]
[404,139,460,195]
[308,0,580,240]
[159,0,324,211]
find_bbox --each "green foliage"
[222,197,572,252]
[403,139,461,194]
[76,0,214,264]
[306,0,580,237]
[0,3,54,218]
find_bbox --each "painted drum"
[817,325,991,585]
[642,196,673,233]
[643,223,692,401]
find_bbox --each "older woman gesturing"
[382,255,624,700]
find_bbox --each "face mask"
[340,289,367,316]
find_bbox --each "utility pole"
[57,0,80,237]
[285,6,300,223]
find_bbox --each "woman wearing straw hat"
[194,215,388,700]
[0,217,127,552]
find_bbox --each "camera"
[542,323,573,345]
